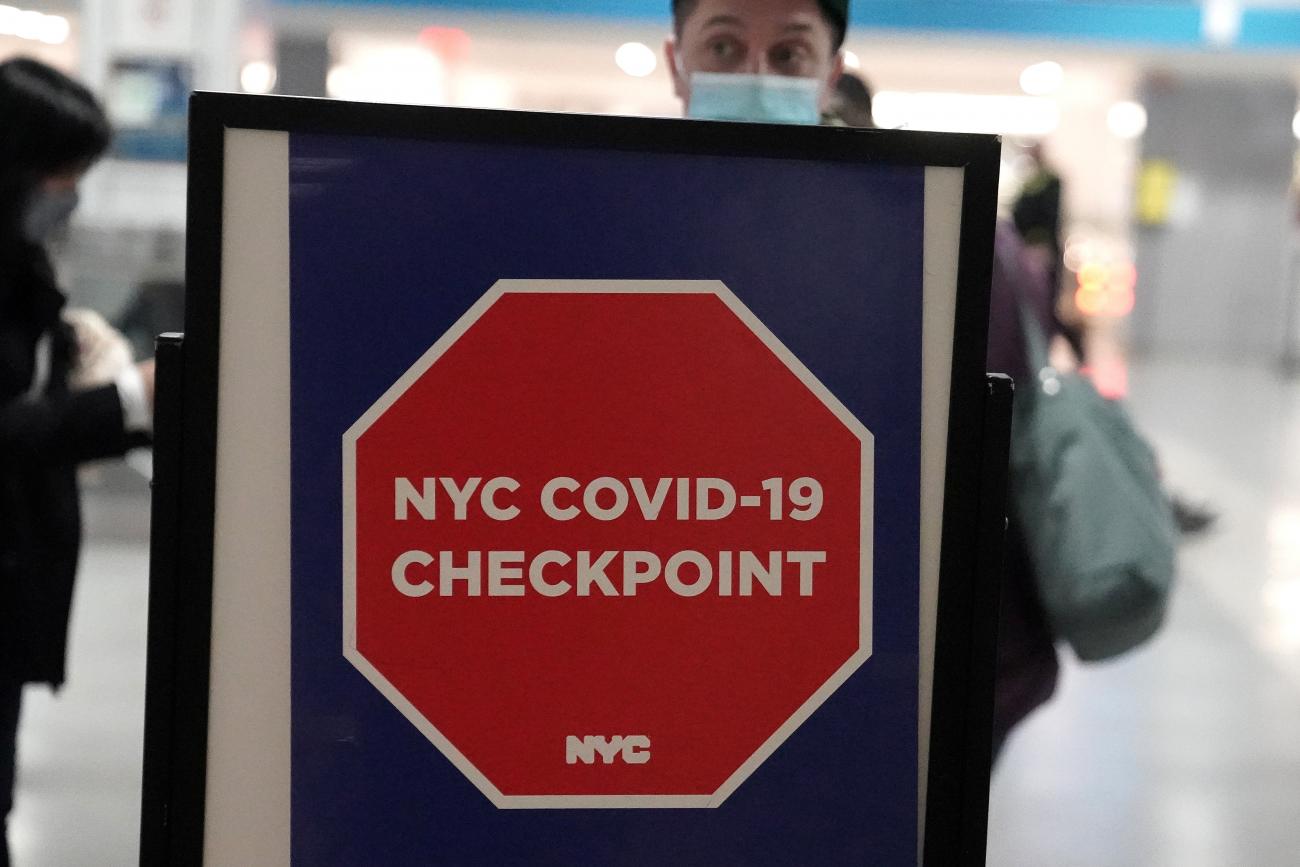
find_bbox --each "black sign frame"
[140,92,1007,867]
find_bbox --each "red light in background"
[1074,258,1138,318]
[1107,261,1136,316]
[1112,261,1137,290]
[1080,357,1129,400]
[1108,285,1136,317]
[1076,284,1105,315]
[1078,263,1108,287]
[1075,261,1108,316]
[420,26,471,62]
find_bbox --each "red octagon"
[343,280,872,808]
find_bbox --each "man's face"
[667,0,843,112]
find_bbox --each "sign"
[105,59,190,162]
[344,281,871,806]
[281,127,936,864]
[111,0,194,56]
[141,95,1005,867]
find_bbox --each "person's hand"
[63,307,133,389]
[136,359,156,408]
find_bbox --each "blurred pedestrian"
[1012,143,1064,294]
[665,0,1061,758]
[1011,143,1090,364]
[985,224,1063,757]
[0,57,153,866]
[1011,146,1215,536]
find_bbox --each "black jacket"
[0,237,142,686]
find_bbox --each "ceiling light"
[326,66,358,100]
[38,13,68,44]
[1107,101,1148,139]
[615,42,657,78]
[15,8,42,40]
[1202,0,1242,47]
[872,91,1061,136]
[0,7,71,44]
[240,61,277,95]
[1019,61,1063,97]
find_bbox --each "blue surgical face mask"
[686,72,823,125]
[21,187,79,244]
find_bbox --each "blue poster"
[289,132,926,865]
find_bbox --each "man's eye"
[709,39,740,60]
[772,44,811,69]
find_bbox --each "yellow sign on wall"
[1136,159,1178,226]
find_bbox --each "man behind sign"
[662,0,1062,760]
[666,0,847,125]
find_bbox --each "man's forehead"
[682,0,829,33]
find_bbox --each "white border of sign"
[340,279,874,809]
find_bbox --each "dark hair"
[833,71,874,127]
[671,0,847,50]
[0,57,110,174]
[0,57,110,228]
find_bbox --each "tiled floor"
[7,358,1300,866]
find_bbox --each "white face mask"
[686,72,823,125]
[21,187,79,244]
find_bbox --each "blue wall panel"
[276,0,1300,50]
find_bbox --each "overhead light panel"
[1019,61,1063,97]
[0,6,69,45]
[1107,101,1148,139]
[615,42,657,78]
[873,91,1061,136]
[1202,0,1242,47]
[240,61,277,95]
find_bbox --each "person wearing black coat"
[0,58,153,867]
[986,221,1062,758]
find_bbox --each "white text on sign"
[394,476,824,522]
[390,549,827,598]
[565,735,651,765]
[388,476,831,599]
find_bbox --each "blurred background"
[4,1,1300,864]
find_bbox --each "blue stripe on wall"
[857,2,1204,46]
[275,0,1300,50]
[277,0,668,20]
[1240,8,1300,48]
